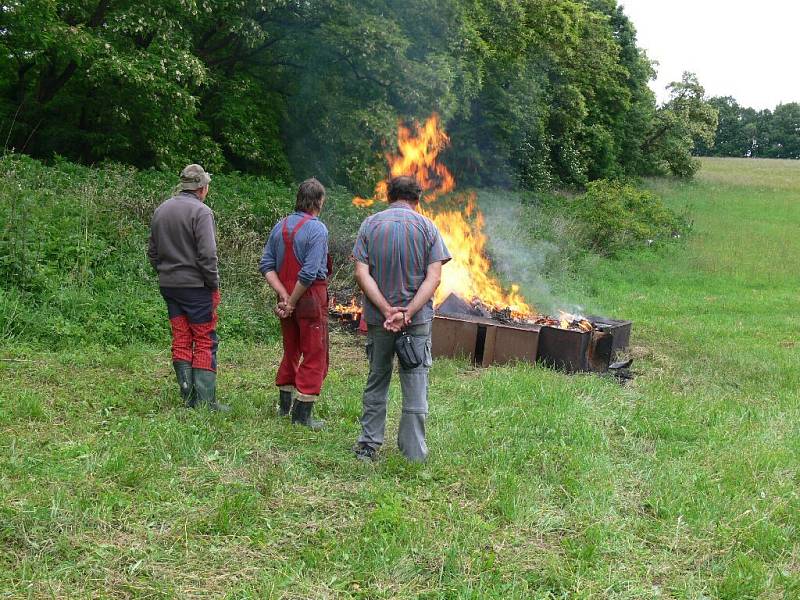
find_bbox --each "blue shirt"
[353,203,451,325]
[259,212,329,286]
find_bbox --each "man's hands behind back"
[383,307,409,332]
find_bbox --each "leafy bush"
[0,154,360,348]
[572,179,689,256]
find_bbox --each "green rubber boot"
[291,400,325,430]
[173,361,195,407]
[278,390,293,416]
[192,369,230,412]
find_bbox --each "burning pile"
[331,297,361,317]
[339,112,593,332]
[436,292,593,332]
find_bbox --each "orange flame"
[558,311,594,332]
[353,114,455,207]
[332,297,361,316]
[352,113,534,318]
[422,193,532,316]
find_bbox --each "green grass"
[2,158,800,598]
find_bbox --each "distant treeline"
[1,1,717,191]
[697,98,800,159]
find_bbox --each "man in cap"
[147,164,228,411]
[351,176,451,462]
[259,178,331,429]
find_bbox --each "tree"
[642,72,718,178]
[696,97,743,157]
[1,1,221,170]
[695,96,764,158]
[762,103,800,159]
[696,98,800,160]
[0,0,480,186]
[276,0,483,192]
[447,0,657,189]
[0,0,711,188]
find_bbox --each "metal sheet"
[487,325,539,365]
[587,331,614,373]
[537,326,591,373]
[538,326,615,373]
[588,316,632,351]
[432,316,539,367]
[433,313,618,372]
[432,316,479,360]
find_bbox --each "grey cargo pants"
[357,321,433,461]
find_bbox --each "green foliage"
[0,154,304,347]
[698,98,800,160]
[448,0,658,189]
[1,151,690,347]
[279,0,483,189]
[0,0,288,177]
[203,79,292,180]
[1,0,708,191]
[573,179,688,256]
[642,73,719,178]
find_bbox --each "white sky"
[620,0,800,109]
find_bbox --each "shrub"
[572,179,689,256]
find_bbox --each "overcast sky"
[620,0,800,110]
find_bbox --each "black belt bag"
[395,331,422,370]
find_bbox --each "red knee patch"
[170,315,193,362]
[189,320,218,371]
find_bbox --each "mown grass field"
[2,158,799,598]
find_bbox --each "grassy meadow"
[2,158,800,598]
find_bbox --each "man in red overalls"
[259,179,330,429]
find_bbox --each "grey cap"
[179,164,211,190]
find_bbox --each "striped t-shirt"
[353,203,451,325]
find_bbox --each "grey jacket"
[147,191,219,289]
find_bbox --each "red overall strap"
[282,213,314,247]
[278,213,315,289]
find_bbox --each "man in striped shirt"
[352,176,451,462]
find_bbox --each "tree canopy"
[1,0,716,190]
[697,97,800,160]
